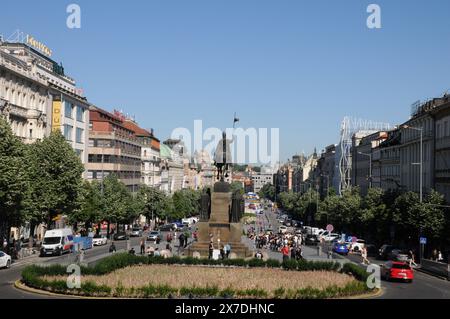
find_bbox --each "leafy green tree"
[137,185,172,222]
[101,174,133,235]
[230,181,244,195]
[69,180,104,230]
[172,188,201,220]
[258,183,276,201]
[0,118,29,241]
[25,130,84,228]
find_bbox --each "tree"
[0,118,29,242]
[137,185,172,223]
[172,188,201,220]
[100,174,133,235]
[26,131,84,228]
[258,183,276,201]
[69,180,104,230]
[230,181,244,195]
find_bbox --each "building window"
[64,125,73,141]
[76,128,84,144]
[76,106,84,122]
[65,102,73,119]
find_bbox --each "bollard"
[317,246,322,256]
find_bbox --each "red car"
[381,261,414,283]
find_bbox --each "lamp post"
[321,174,330,197]
[358,152,372,189]
[402,125,423,203]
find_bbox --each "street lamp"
[358,152,372,189]
[402,125,423,203]
[321,174,330,197]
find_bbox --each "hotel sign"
[26,34,52,57]
[52,100,62,132]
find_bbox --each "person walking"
[361,247,369,265]
[208,241,214,260]
[281,245,290,262]
[178,233,185,253]
[109,242,117,253]
[224,243,231,259]
[140,238,146,255]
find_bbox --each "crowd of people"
[246,226,305,261]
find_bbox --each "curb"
[15,279,383,300]
[415,267,450,281]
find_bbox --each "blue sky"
[2,0,450,162]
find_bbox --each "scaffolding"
[338,116,393,194]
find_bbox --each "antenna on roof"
[7,29,25,43]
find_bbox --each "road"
[0,236,143,298]
[264,207,450,299]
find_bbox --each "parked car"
[130,227,143,237]
[305,234,320,246]
[322,233,340,242]
[365,244,378,257]
[0,251,11,269]
[147,231,162,242]
[40,228,74,257]
[278,226,288,234]
[388,249,410,262]
[381,261,414,283]
[378,244,395,260]
[158,224,176,232]
[92,234,108,246]
[283,220,292,227]
[350,239,366,253]
[113,232,129,241]
[333,242,350,255]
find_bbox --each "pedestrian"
[281,245,290,262]
[361,247,369,265]
[291,245,296,259]
[154,248,161,257]
[438,250,444,262]
[208,241,214,260]
[224,243,231,259]
[109,242,116,253]
[178,233,185,252]
[129,247,136,255]
[409,250,417,268]
[220,245,225,260]
[140,238,146,255]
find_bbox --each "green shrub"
[247,258,266,268]
[265,259,281,268]
[341,263,369,282]
[282,259,298,270]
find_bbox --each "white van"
[40,228,74,257]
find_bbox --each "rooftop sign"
[26,34,52,57]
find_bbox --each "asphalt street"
[2,216,450,299]
[267,208,450,299]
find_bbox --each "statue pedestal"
[188,182,252,258]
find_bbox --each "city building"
[251,172,273,193]
[122,116,161,189]
[431,94,450,203]
[0,37,89,170]
[0,41,49,143]
[399,100,436,197]
[160,140,184,194]
[379,128,402,192]
[86,106,142,192]
[351,131,388,196]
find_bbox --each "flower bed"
[21,254,374,299]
